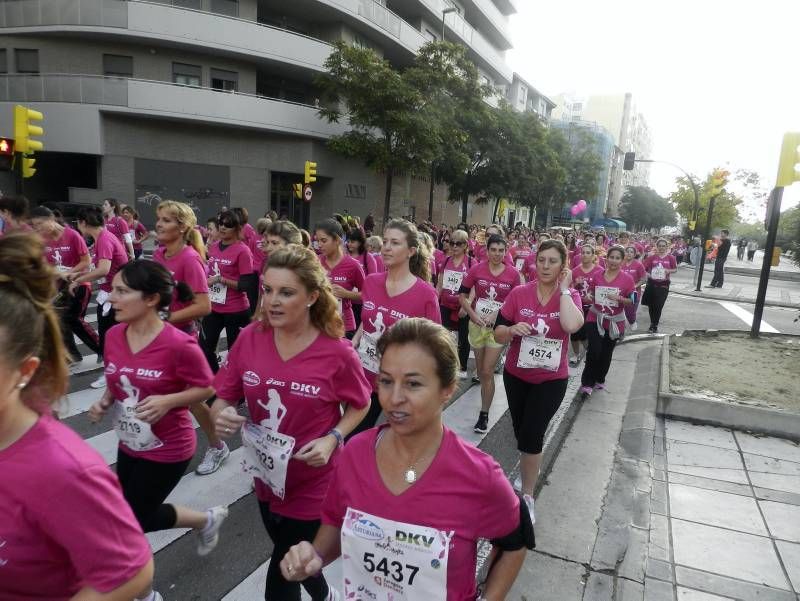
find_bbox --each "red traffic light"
[0,138,14,155]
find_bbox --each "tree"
[619,186,677,231]
[669,169,743,234]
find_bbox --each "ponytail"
[385,219,431,283]
[186,227,206,261]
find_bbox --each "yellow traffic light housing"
[22,156,36,178]
[292,183,303,199]
[708,168,729,197]
[304,161,317,185]
[776,132,800,187]
[14,104,44,154]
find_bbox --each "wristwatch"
[560,289,572,296]
[327,428,344,448]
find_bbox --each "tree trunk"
[491,197,500,223]
[383,167,393,226]
[428,163,436,223]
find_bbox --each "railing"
[0,73,129,105]
[357,0,401,38]
[0,0,127,27]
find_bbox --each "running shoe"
[135,591,163,601]
[90,375,106,389]
[197,506,228,556]
[473,412,489,434]
[568,357,579,367]
[648,325,658,334]
[523,494,536,525]
[579,385,593,397]
[472,376,481,384]
[512,474,522,492]
[195,442,230,475]
[458,370,469,379]
[593,383,606,391]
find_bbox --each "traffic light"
[0,138,13,172]
[708,168,729,197]
[776,132,800,187]
[22,156,36,178]
[292,183,303,199]
[14,104,44,154]
[304,161,317,184]
[623,152,636,170]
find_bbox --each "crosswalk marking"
[718,300,779,333]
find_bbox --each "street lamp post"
[442,7,456,40]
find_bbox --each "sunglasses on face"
[452,241,466,247]
[219,221,235,228]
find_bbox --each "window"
[103,54,133,77]
[210,0,238,17]
[0,50,6,74]
[15,49,39,74]
[210,68,237,92]
[172,63,201,86]
[173,0,201,8]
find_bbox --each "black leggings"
[348,391,380,441]
[97,303,117,357]
[581,327,618,388]
[645,282,670,328]
[259,502,329,601]
[503,372,568,454]
[200,309,251,372]
[57,284,100,360]
[440,306,470,371]
[116,451,189,532]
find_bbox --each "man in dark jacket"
[708,229,731,288]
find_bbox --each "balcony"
[0,74,349,150]
[463,0,513,50]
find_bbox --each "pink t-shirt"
[105,215,130,246]
[572,264,605,307]
[511,247,532,272]
[643,254,677,283]
[321,426,520,601]
[352,251,378,277]
[214,324,371,520]
[320,254,366,333]
[91,228,128,293]
[131,221,148,251]
[461,261,521,311]
[499,283,582,384]
[359,272,441,387]
[0,416,151,600]
[369,252,385,273]
[621,259,647,290]
[438,255,473,309]
[44,226,88,270]
[522,252,539,281]
[104,323,213,463]
[207,240,254,313]
[585,271,636,334]
[153,245,209,331]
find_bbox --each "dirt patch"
[670,332,800,412]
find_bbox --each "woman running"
[122,205,151,259]
[366,234,385,272]
[0,233,156,601]
[437,228,473,378]
[350,219,441,437]
[232,207,261,313]
[212,245,370,601]
[346,227,378,329]
[579,245,635,397]
[495,240,584,522]
[201,209,256,372]
[89,261,228,555]
[642,238,678,333]
[316,218,365,339]
[621,245,647,329]
[0,194,31,235]
[72,206,130,389]
[280,318,533,600]
[460,234,523,434]
[102,197,135,260]
[568,244,604,367]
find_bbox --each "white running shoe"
[523,494,536,525]
[90,375,106,389]
[326,588,341,601]
[512,474,522,492]
[195,442,230,476]
[197,506,228,556]
[458,370,469,379]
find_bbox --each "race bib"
[515,258,525,272]
[517,336,562,371]
[209,281,228,304]
[111,397,163,452]
[651,264,666,280]
[341,507,451,600]
[358,331,380,373]
[442,269,464,293]
[595,286,620,308]
[476,298,503,327]
[240,422,296,499]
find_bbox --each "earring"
[16,381,27,389]
[306,303,312,308]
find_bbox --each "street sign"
[303,184,313,202]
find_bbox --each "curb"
[678,263,800,282]
[671,288,800,310]
[656,334,800,441]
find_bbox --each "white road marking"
[718,301,779,333]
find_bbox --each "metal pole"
[750,187,783,337]
[695,195,717,291]
[14,152,23,196]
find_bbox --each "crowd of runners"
[0,194,685,601]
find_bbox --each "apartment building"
[0,0,519,228]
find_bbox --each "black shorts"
[570,307,591,341]
[503,372,569,454]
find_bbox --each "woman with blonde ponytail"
[0,232,155,601]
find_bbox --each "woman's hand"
[215,405,246,439]
[135,395,171,424]
[280,542,322,582]
[294,435,338,468]
[558,268,572,291]
[330,284,346,299]
[88,395,112,423]
[509,322,532,337]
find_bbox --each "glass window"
[15,49,39,74]
[173,0,201,8]
[210,0,238,17]
[210,68,237,92]
[103,54,133,77]
[0,50,6,74]
[173,63,201,86]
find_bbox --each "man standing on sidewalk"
[707,229,731,288]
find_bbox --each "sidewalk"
[671,265,800,309]
[507,339,800,600]
[725,251,800,276]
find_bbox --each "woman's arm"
[69,558,154,601]
[135,386,215,424]
[168,293,211,325]
[280,524,342,581]
[481,547,526,601]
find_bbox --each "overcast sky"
[507,0,800,221]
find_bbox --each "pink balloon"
[570,205,580,216]
[578,199,587,209]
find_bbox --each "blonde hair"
[0,233,68,412]
[266,220,302,245]
[450,229,468,245]
[258,245,344,339]
[256,217,272,236]
[157,200,206,261]
[377,318,457,388]
[366,235,382,253]
[384,219,431,282]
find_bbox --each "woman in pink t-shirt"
[280,318,533,601]
[346,227,378,330]
[201,209,256,372]
[642,238,678,334]
[316,218,365,338]
[495,240,584,521]
[212,245,371,601]
[436,228,473,377]
[122,205,152,259]
[232,207,262,313]
[459,234,523,434]
[350,219,441,438]
[569,243,605,367]
[89,261,228,558]
[102,197,135,260]
[579,246,636,397]
[0,233,155,601]
[621,245,647,328]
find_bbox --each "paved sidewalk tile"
[667,440,748,484]
[676,587,734,600]
[760,500,800,542]
[669,484,767,536]
[505,551,585,601]
[675,565,796,601]
[665,421,738,450]
[775,540,800,591]
[735,432,800,463]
